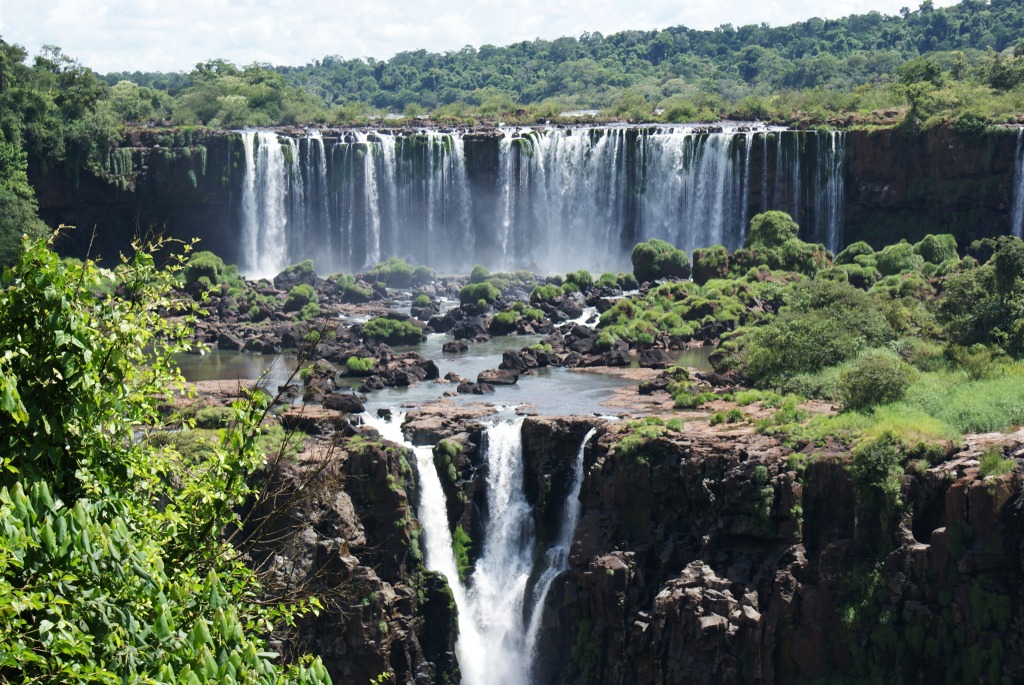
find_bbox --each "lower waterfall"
[364,412,596,684]
[1013,128,1024,239]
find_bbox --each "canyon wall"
[32,125,1022,272]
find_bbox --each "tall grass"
[904,365,1024,434]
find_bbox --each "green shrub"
[298,302,321,320]
[346,356,376,376]
[469,264,490,283]
[876,241,920,276]
[183,250,225,285]
[283,283,318,312]
[452,525,472,581]
[459,281,501,305]
[565,269,594,290]
[193,405,232,429]
[530,284,563,302]
[745,211,799,249]
[367,257,415,288]
[412,294,431,308]
[835,241,875,266]
[631,238,690,283]
[692,245,730,285]
[851,432,906,517]
[839,348,913,411]
[742,279,894,386]
[978,448,1014,478]
[274,259,317,286]
[413,265,434,284]
[914,234,958,265]
[362,316,423,344]
[332,273,374,301]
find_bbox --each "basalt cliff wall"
[266,413,1023,684]
[30,125,1022,267]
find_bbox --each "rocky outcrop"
[531,427,1024,685]
[241,436,461,685]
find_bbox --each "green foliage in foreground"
[0,238,329,683]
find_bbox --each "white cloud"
[0,0,957,73]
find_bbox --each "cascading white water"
[459,419,535,685]
[523,428,597,665]
[236,125,848,276]
[1012,129,1024,239]
[812,131,846,252]
[360,412,488,671]
[240,131,290,279]
[362,411,598,685]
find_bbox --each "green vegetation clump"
[631,238,690,283]
[452,525,472,581]
[283,283,318,312]
[346,355,376,376]
[363,316,423,344]
[469,264,490,283]
[412,293,431,308]
[366,257,415,288]
[274,259,317,286]
[745,210,799,249]
[333,272,374,301]
[459,281,501,305]
[741,279,895,386]
[839,348,914,411]
[182,250,226,285]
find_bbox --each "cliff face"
[30,125,1023,265]
[235,410,1022,685]
[243,434,460,685]
[31,128,244,264]
[845,126,1020,248]
[518,425,1024,685]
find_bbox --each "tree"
[0,139,47,267]
[0,236,330,683]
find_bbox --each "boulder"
[478,368,519,385]
[323,392,366,414]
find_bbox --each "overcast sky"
[0,0,956,74]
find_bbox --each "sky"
[0,0,957,74]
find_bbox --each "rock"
[477,368,519,385]
[638,348,674,369]
[500,349,538,373]
[323,392,366,414]
[452,316,488,340]
[443,340,469,354]
[217,330,245,351]
[458,382,495,395]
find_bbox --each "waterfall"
[240,131,291,279]
[811,130,846,252]
[523,428,597,664]
[363,411,598,684]
[460,419,534,685]
[234,125,849,277]
[1013,129,1024,239]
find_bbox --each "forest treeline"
[100,0,1024,125]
